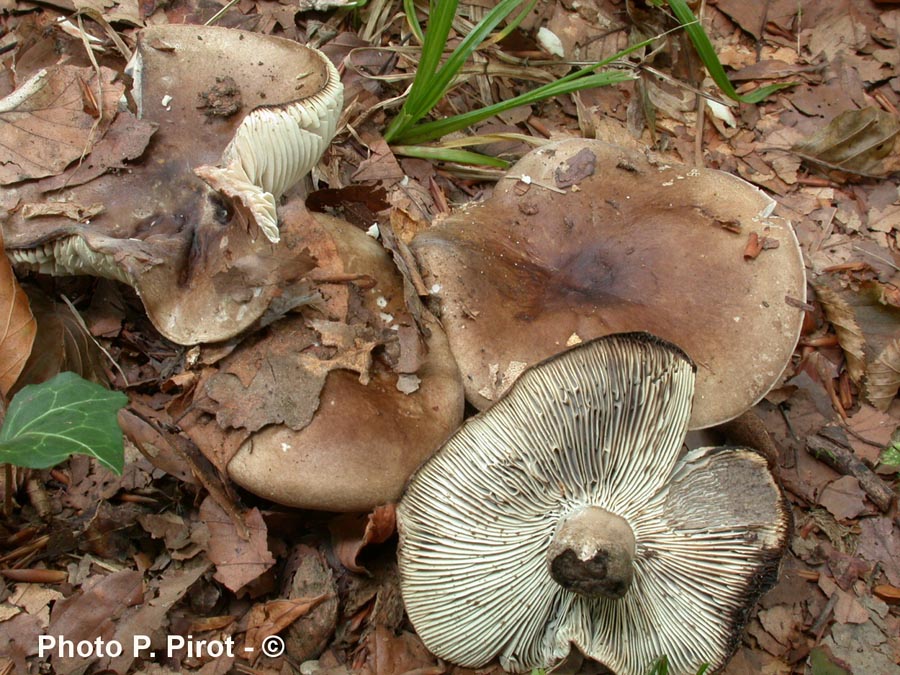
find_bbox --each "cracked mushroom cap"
[397,332,791,675]
[3,24,342,344]
[200,208,466,512]
[412,138,806,429]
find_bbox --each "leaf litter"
[1,0,900,674]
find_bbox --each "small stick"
[806,434,895,512]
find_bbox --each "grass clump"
[383,0,792,159]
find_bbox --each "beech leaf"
[867,338,900,412]
[0,65,123,185]
[0,232,36,397]
[0,372,127,473]
[792,108,900,178]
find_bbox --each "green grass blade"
[386,0,527,141]
[403,0,425,44]
[394,70,636,144]
[493,0,539,43]
[666,0,793,103]
[392,145,510,167]
[410,0,526,119]
[385,0,459,141]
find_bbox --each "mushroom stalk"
[547,506,635,599]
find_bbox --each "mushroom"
[396,332,791,675]
[411,138,806,429]
[2,24,342,344]
[189,203,465,512]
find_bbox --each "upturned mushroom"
[411,138,806,429]
[188,202,465,512]
[3,24,342,345]
[397,332,791,675]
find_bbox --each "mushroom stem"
[547,506,635,599]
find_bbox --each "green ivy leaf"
[0,372,127,474]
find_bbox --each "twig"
[806,434,895,512]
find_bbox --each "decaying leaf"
[0,65,123,185]
[283,545,339,662]
[47,569,144,675]
[202,317,379,434]
[330,504,397,574]
[244,592,331,661]
[815,278,900,411]
[0,231,36,397]
[36,112,157,192]
[792,108,900,178]
[12,286,107,395]
[866,338,900,412]
[200,497,275,593]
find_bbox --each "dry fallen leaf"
[792,107,900,178]
[244,592,331,661]
[330,504,397,574]
[47,569,144,675]
[11,286,107,395]
[200,497,275,593]
[815,278,900,410]
[0,65,123,185]
[0,230,36,397]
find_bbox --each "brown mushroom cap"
[412,139,806,429]
[222,211,465,512]
[3,24,342,345]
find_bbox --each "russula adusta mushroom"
[189,203,465,512]
[411,138,806,429]
[397,332,791,675]
[2,24,342,345]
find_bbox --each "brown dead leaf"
[815,279,900,410]
[73,0,142,26]
[200,497,275,593]
[0,65,123,185]
[283,545,339,662]
[330,504,397,574]
[203,320,324,433]
[856,517,900,586]
[353,138,405,185]
[756,605,797,647]
[37,112,157,192]
[792,108,900,178]
[360,626,440,675]
[244,592,331,661]
[12,286,107,395]
[47,569,144,675]
[845,405,896,464]
[818,574,869,624]
[0,231,35,397]
[98,559,211,675]
[866,337,900,411]
[818,476,869,521]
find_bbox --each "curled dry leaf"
[0,231,36,397]
[792,107,900,178]
[0,65,123,185]
[815,278,900,411]
[330,504,397,574]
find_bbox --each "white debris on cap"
[397,332,791,675]
[195,52,343,244]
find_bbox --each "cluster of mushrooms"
[2,25,807,675]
